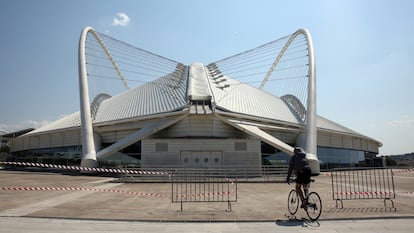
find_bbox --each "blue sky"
[0,0,413,155]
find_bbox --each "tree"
[385,156,397,166]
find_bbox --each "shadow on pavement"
[275,214,320,228]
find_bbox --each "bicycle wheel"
[287,189,299,215]
[305,192,322,221]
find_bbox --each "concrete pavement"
[1,216,414,233]
[0,168,413,232]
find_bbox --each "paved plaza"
[0,168,413,232]
[1,217,414,233]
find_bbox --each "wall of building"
[318,131,379,153]
[10,129,81,152]
[155,115,246,138]
[141,138,261,168]
[7,113,380,170]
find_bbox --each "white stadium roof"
[27,63,373,142]
[11,27,383,174]
[22,27,381,156]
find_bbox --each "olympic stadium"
[5,27,382,174]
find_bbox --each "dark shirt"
[287,152,309,178]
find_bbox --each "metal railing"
[330,167,396,209]
[118,165,288,183]
[171,169,237,211]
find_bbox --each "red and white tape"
[333,191,394,196]
[331,191,414,196]
[392,168,414,175]
[1,161,238,199]
[0,186,238,198]
[0,161,170,176]
[320,168,414,177]
[0,186,168,198]
[176,189,237,199]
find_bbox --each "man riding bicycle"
[286,147,312,208]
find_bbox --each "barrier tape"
[0,186,239,199]
[4,161,412,177]
[333,191,394,196]
[3,186,409,197]
[321,168,414,177]
[0,186,168,198]
[0,161,170,176]
[392,168,414,175]
[175,189,237,199]
[0,161,238,199]
[4,186,411,202]
[331,191,414,196]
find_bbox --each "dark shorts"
[296,167,311,184]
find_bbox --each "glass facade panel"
[9,146,82,166]
[262,151,290,165]
[261,143,380,170]
[317,147,367,170]
[99,152,140,168]
[9,141,380,170]
[8,142,142,168]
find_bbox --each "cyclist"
[286,147,312,208]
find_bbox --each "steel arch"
[78,26,130,167]
[259,28,318,174]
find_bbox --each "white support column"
[78,26,97,168]
[260,28,320,175]
[299,28,319,175]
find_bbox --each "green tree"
[385,156,397,166]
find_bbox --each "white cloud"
[112,13,130,27]
[388,115,414,127]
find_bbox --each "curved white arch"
[259,29,313,90]
[299,28,318,175]
[90,93,111,120]
[78,26,97,167]
[281,94,306,122]
[259,32,301,90]
[298,29,320,174]
[78,26,131,167]
[84,28,130,90]
[259,28,318,174]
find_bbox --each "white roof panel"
[26,112,81,135]
[209,74,301,124]
[317,115,363,135]
[26,63,375,143]
[94,73,188,123]
[187,63,212,101]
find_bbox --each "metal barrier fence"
[119,165,288,183]
[331,167,396,209]
[171,169,238,211]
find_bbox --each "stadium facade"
[7,27,382,173]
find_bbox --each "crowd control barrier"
[171,169,237,211]
[330,167,396,209]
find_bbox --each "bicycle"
[287,179,322,221]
